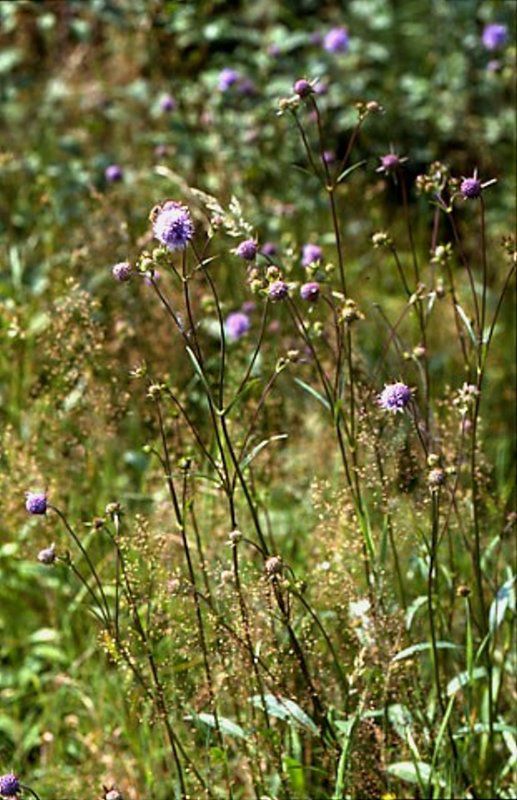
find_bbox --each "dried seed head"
[265,556,283,577]
[428,468,446,489]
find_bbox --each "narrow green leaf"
[489,576,515,634]
[336,159,366,184]
[293,377,331,411]
[392,641,459,662]
[250,694,318,734]
[240,434,288,470]
[455,304,477,345]
[185,712,246,739]
[446,667,487,696]
[387,761,433,785]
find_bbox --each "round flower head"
[379,382,412,413]
[294,79,313,98]
[105,164,123,183]
[38,543,56,565]
[323,27,349,53]
[25,492,47,515]
[225,311,251,341]
[261,241,277,257]
[302,243,322,267]
[153,202,194,251]
[218,68,239,91]
[0,774,20,797]
[376,153,407,174]
[241,300,256,313]
[300,281,320,302]
[112,261,132,282]
[237,78,256,96]
[268,280,289,301]
[460,177,481,199]
[235,239,257,261]
[459,170,497,200]
[105,791,123,800]
[482,23,508,51]
[159,93,176,112]
[323,149,335,164]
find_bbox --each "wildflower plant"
[2,3,515,799]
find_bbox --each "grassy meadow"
[0,1,516,798]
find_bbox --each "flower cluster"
[153,202,194,251]
[0,774,20,797]
[379,382,412,413]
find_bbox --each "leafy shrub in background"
[0,1,515,798]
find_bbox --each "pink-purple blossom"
[112,262,132,282]
[323,27,349,54]
[235,239,258,261]
[225,312,251,341]
[302,243,322,267]
[105,164,123,183]
[268,280,289,301]
[25,492,47,515]
[300,282,320,302]
[379,382,412,413]
[153,203,194,251]
[482,23,508,51]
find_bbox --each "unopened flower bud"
[37,543,56,565]
[265,556,283,577]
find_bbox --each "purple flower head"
[459,170,497,200]
[302,243,322,267]
[486,59,501,73]
[112,261,132,282]
[225,311,251,341]
[237,78,256,96]
[153,202,194,251]
[261,241,277,257]
[25,492,47,515]
[159,93,176,112]
[482,23,508,51]
[460,177,482,199]
[268,280,289,301]
[241,300,256,314]
[323,149,336,164]
[267,43,281,57]
[38,543,56,565]
[218,68,239,91]
[105,164,123,183]
[235,239,258,261]
[294,79,313,98]
[376,153,407,174]
[323,27,349,54]
[300,281,320,302]
[0,773,20,796]
[379,382,412,413]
